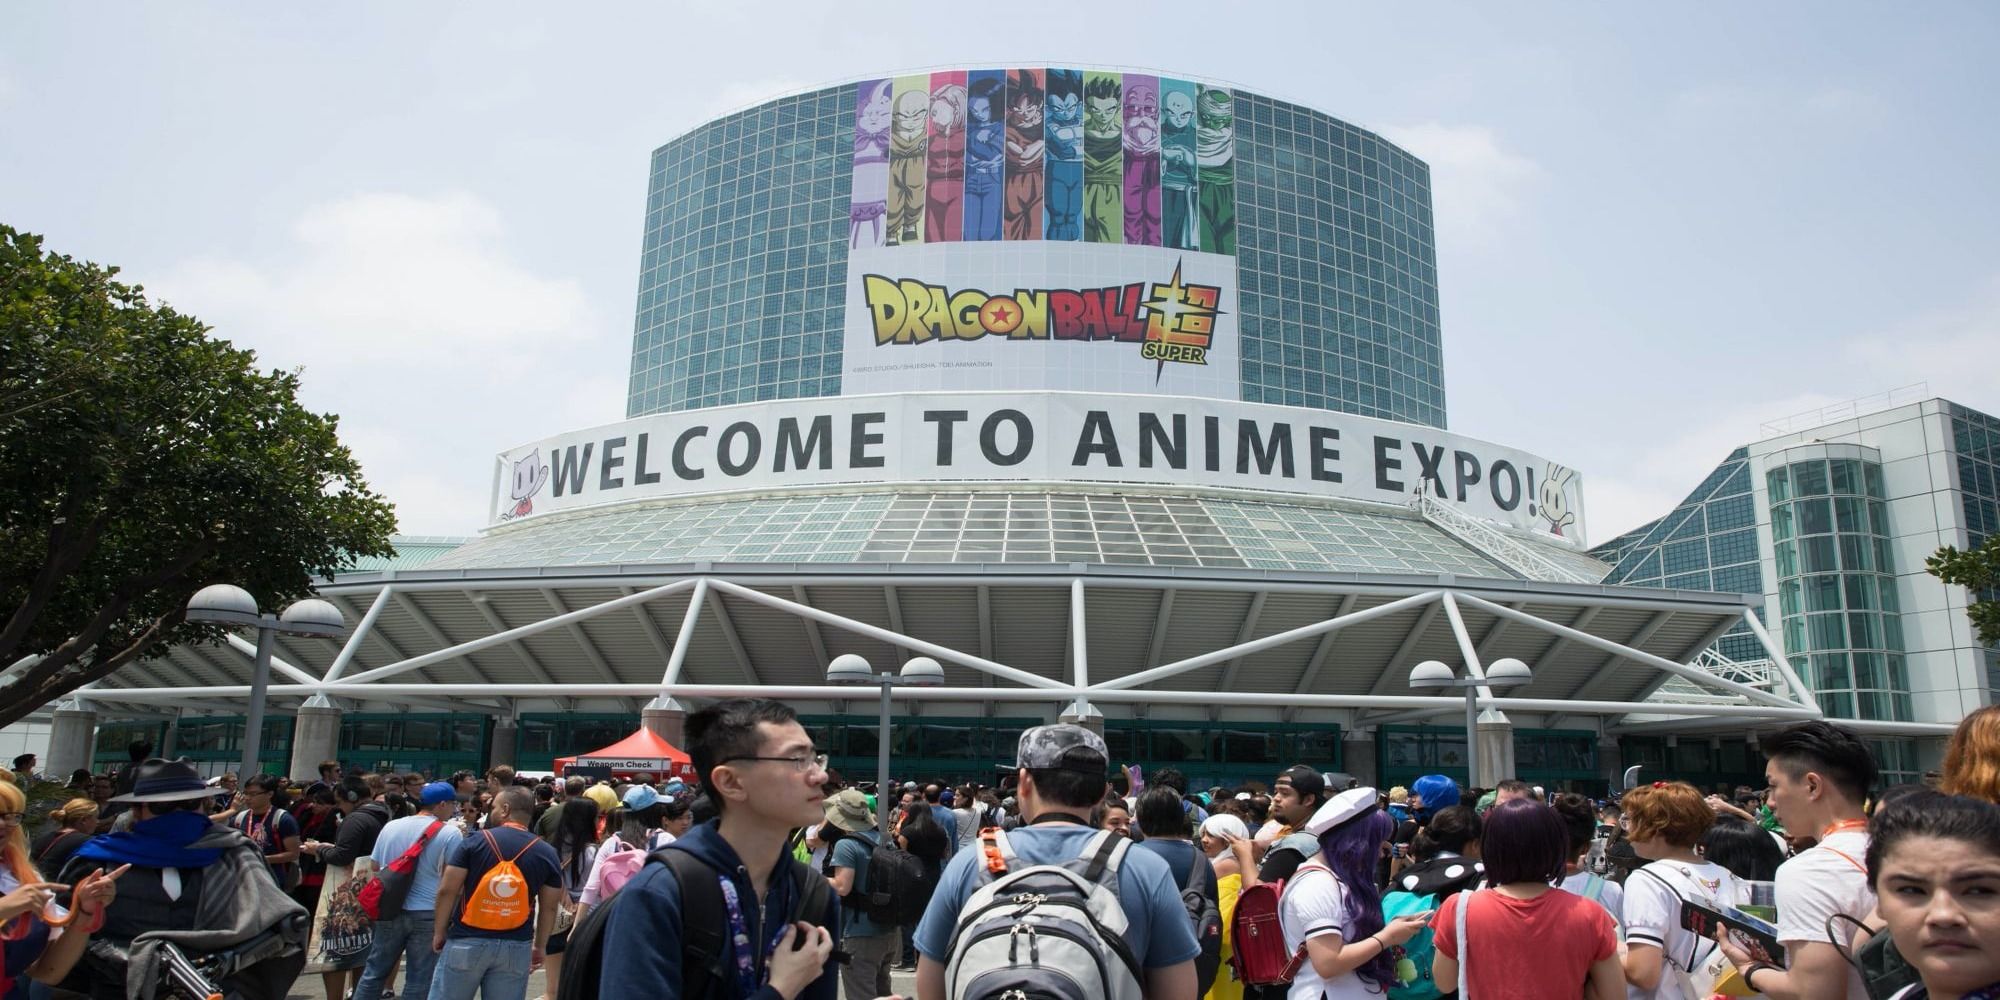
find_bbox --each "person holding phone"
[1279,788,1428,998]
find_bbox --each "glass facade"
[1378,726,1599,792]
[1593,448,1767,662]
[627,72,1447,428]
[1953,403,2000,547]
[1767,456,1912,721]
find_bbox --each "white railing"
[1653,648,1784,705]
[1409,487,1602,585]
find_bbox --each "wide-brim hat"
[109,758,217,804]
[823,788,875,833]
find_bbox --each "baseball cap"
[419,781,457,806]
[1003,724,1109,774]
[1276,764,1327,802]
[623,784,661,811]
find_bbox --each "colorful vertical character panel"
[1120,74,1161,247]
[1195,84,1236,255]
[924,71,967,245]
[1081,72,1123,244]
[962,70,1007,241]
[1159,78,1199,251]
[887,74,931,245]
[1003,68,1045,241]
[1042,69,1084,241]
[849,79,893,249]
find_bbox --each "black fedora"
[108,758,218,804]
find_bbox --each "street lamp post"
[1408,657,1532,789]
[186,585,346,778]
[828,653,944,835]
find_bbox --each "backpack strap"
[662,849,728,1000]
[1185,850,1210,896]
[1078,828,1130,887]
[1455,888,1474,997]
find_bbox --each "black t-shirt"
[31,829,91,876]
[445,825,562,941]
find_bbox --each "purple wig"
[1317,808,1396,990]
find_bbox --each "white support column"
[662,578,709,687]
[1094,590,1443,692]
[489,715,520,771]
[1746,609,1816,705]
[46,700,98,779]
[287,696,342,780]
[644,696,689,747]
[323,587,392,682]
[1059,578,1100,733]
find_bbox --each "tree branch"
[0,611,179,729]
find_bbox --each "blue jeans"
[427,937,531,1000]
[355,911,437,1000]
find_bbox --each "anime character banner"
[962,70,1006,241]
[843,240,1239,401]
[1082,72,1123,243]
[924,71,967,244]
[1003,68,1045,240]
[1120,74,1161,247]
[855,67,1232,254]
[849,79,892,249]
[887,74,931,245]
[1159,77,1200,252]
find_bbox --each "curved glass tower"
[625,69,1447,427]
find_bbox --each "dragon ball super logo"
[862,262,1223,380]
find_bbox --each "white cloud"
[1581,391,1849,542]
[1843,274,2000,408]
[1379,123,1541,252]
[153,192,623,537]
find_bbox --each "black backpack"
[850,836,930,926]
[558,847,834,1000]
[1182,852,1222,991]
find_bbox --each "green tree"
[0,225,396,727]
[1928,535,2000,647]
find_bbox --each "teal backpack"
[1382,888,1445,1000]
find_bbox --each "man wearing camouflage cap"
[909,723,1198,999]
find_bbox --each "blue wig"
[1411,773,1461,816]
[1317,808,1396,990]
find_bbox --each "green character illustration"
[1082,73,1123,243]
[1195,86,1235,255]
[887,77,930,245]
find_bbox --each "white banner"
[841,242,1239,400]
[492,392,1587,545]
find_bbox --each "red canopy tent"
[554,728,696,782]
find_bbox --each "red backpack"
[1229,876,1309,986]
[359,820,446,921]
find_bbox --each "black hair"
[689,793,717,825]
[553,796,600,884]
[685,698,799,815]
[1135,785,1190,838]
[1702,814,1786,882]
[1496,779,1533,796]
[662,798,691,823]
[1481,800,1570,886]
[1008,70,1043,109]
[923,784,943,804]
[898,802,949,865]
[1765,720,1879,805]
[620,802,669,845]
[1084,74,1119,103]
[12,753,34,769]
[68,768,92,787]
[1411,805,1483,862]
[1551,792,1599,856]
[127,740,153,762]
[244,773,283,794]
[335,778,370,805]
[1867,790,2000,889]
[1026,765,1108,811]
[1047,68,1081,102]
[1153,768,1190,795]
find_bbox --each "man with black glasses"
[599,698,842,999]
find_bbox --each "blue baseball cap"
[419,781,457,806]
[622,784,661,811]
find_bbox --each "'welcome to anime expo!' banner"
[840,67,1243,400]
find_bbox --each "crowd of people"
[3,702,2000,999]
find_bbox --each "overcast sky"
[6,3,1997,546]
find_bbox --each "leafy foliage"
[1927,534,2000,647]
[0,226,397,726]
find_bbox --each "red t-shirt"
[1430,887,1617,998]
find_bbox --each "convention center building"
[46,67,1984,794]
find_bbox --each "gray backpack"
[942,828,1145,1000]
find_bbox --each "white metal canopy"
[78,560,1862,737]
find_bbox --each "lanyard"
[717,874,787,996]
[1821,819,1867,840]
